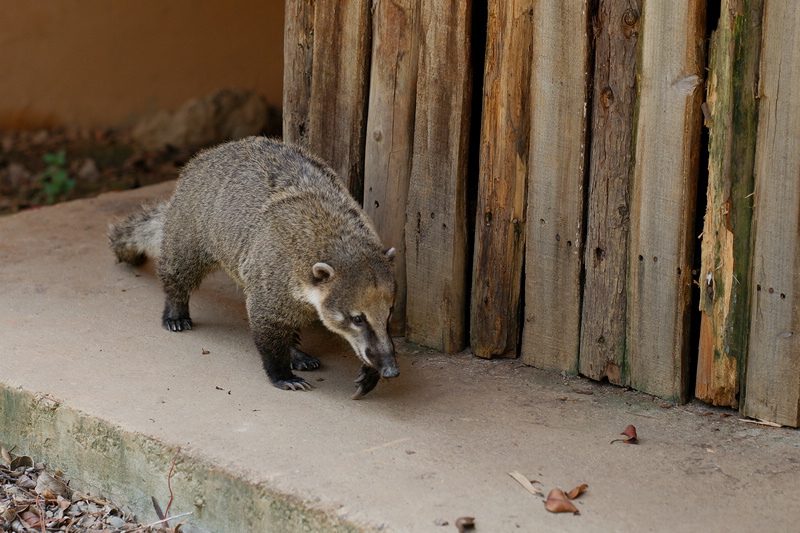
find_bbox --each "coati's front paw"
[352,365,381,400]
[163,316,192,332]
[273,375,313,391]
[290,347,321,371]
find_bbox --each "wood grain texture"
[282,0,315,146]
[743,1,800,427]
[363,0,420,335]
[305,0,372,198]
[696,0,763,409]
[627,2,705,402]
[470,0,533,359]
[521,2,591,372]
[579,0,641,385]
[405,0,472,352]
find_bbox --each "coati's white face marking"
[300,259,397,374]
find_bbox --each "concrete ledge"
[0,386,362,532]
[2,184,800,532]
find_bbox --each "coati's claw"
[352,365,381,400]
[290,347,321,371]
[163,317,192,332]
[277,377,313,391]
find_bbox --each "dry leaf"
[9,454,34,470]
[35,469,70,499]
[566,484,588,499]
[544,489,579,514]
[1,446,11,465]
[455,516,475,532]
[508,470,543,496]
[611,424,638,444]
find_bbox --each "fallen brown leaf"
[566,483,588,499]
[1,446,10,465]
[35,469,70,499]
[611,424,638,444]
[455,516,475,532]
[544,489,579,514]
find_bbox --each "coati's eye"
[351,314,366,326]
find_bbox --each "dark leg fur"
[290,346,321,371]
[352,364,381,400]
[254,327,312,391]
[157,233,215,333]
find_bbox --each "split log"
[405,0,472,352]
[282,0,315,146]
[579,0,641,385]
[470,0,533,359]
[284,0,372,198]
[626,2,705,402]
[521,2,591,372]
[363,0,420,335]
[743,1,800,427]
[696,0,763,409]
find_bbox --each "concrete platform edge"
[0,384,368,533]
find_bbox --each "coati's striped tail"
[108,202,169,266]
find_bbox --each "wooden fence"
[283,0,800,427]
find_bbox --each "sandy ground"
[1,183,799,532]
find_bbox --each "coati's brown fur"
[109,137,398,398]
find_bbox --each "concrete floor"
[1,183,799,532]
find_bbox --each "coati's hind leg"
[158,239,215,332]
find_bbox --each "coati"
[109,137,399,399]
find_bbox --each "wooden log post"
[405,0,472,352]
[696,0,763,409]
[470,0,533,359]
[282,0,315,146]
[521,2,591,372]
[283,0,372,199]
[627,3,706,402]
[743,2,800,427]
[579,1,641,385]
[363,0,420,336]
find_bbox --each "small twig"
[129,511,193,531]
[163,446,182,521]
[35,495,46,533]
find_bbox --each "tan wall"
[0,0,284,129]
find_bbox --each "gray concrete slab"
[1,183,799,532]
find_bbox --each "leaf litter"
[0,445,185,532]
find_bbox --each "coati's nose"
[381,365,399,379]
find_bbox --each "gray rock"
[132,88,269,152]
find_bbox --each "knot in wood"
[600,87,614,108]
[622,8,639,27]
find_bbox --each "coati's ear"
[384,247,396,262]
[312,262,335,284]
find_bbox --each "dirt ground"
[0,127,185,215]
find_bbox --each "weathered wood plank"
[743,1,800,427]
[521,2,591,372]
[696,0,763,409]
[363,0,420,336]
[282,0,315,145]
[579,0,641,385]
[470,0,533,359]
[405,0,472,352]
[627,3,705,402]
[305,0,372,198]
